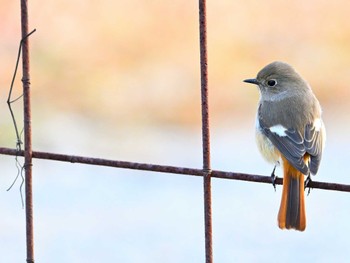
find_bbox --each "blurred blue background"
[1,0,350,262]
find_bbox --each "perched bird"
[244,61,326,231]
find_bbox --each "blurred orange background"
[1,0,350,131]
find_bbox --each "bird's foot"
[305,173,312,196]
[271,165,277,192]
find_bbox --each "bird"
[244,61,326,231]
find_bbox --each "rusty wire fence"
[2,0,350,262]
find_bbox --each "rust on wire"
[1,147,350,192]
[20,0,35,262]
[198,0,213,262]
[199,0,210,168]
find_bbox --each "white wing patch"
[269,124,288,137]
[313,118,322,132]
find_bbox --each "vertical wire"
[20,0,35,262]
[198,0,213,262]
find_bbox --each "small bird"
[244,61,326,231]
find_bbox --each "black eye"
[267,79,277,87]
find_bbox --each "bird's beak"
[243,78,259,85]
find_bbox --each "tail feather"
[278,156,306,231]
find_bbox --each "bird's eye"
[267,79,277,87]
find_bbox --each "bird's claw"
[305,173,312,196]
[271,165,277,192]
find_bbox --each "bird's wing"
[258,109,324,175]
[304,123,324,174]
[258,117,309,175]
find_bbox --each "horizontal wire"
[0,146,349,192]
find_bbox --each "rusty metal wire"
[1,147,350,192]
[198,0,213,262]
[20,0,35,262]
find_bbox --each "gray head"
[244,61,310,101]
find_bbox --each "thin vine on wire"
[6,29,36,207]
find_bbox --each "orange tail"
[278,156,306,231]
